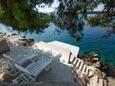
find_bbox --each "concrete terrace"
[31,41,107,86]
[31,41,80,84]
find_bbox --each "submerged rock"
[19,38,34,46]
[93,61,101,68]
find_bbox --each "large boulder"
[0,40,10,54]
[89,53,100,63]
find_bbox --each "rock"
[85,60,93,66]
[103,66,115,77]
[18,37,34,46]
[22,36,26,38]
[19,38,34,46]
[0,33,5,39]
[0,40,10,54]
[19,38,27,41]
[92,54,99,58]
[26,39,34,46]
[92,57,99,62]
[95,69,103,78]
[101,72,107,79]
[26,39,34,43]
[78,53,86,59]
[88,53,100,63]
[93,61,101,68]
[12,33,17,35]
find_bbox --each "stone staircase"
[87,76,107,86]
[69,54,94,78]
[69,54,107,86]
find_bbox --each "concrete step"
[68,53,74,63]
[74,59,79,66]
[76,61,81,68]
[80,63,85,72]
[82,65,86,74]
[81,66,91,77]
[75,58,83,67]
[78,61,84,71]
[85,67,89,76]
[84,66,87,73]
[71,56,76,64]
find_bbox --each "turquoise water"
[0,23,115,66]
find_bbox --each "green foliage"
[0,0,114,33]
[88,16,100,27]
[0,0,52,31]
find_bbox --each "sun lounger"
[26,58,52,76]
[12,57,53,83]
[10,44,61,83]
[3,45,36,65]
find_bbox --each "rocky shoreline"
[85,53,115,77]
[74,52,115,86]
[72,53,115,86]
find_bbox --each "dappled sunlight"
[93,3,105,11]
[34,0,60,13]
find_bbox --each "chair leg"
[45,65,50,71]
[68,52,72,64]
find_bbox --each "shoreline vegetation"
[0,33,115,86]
